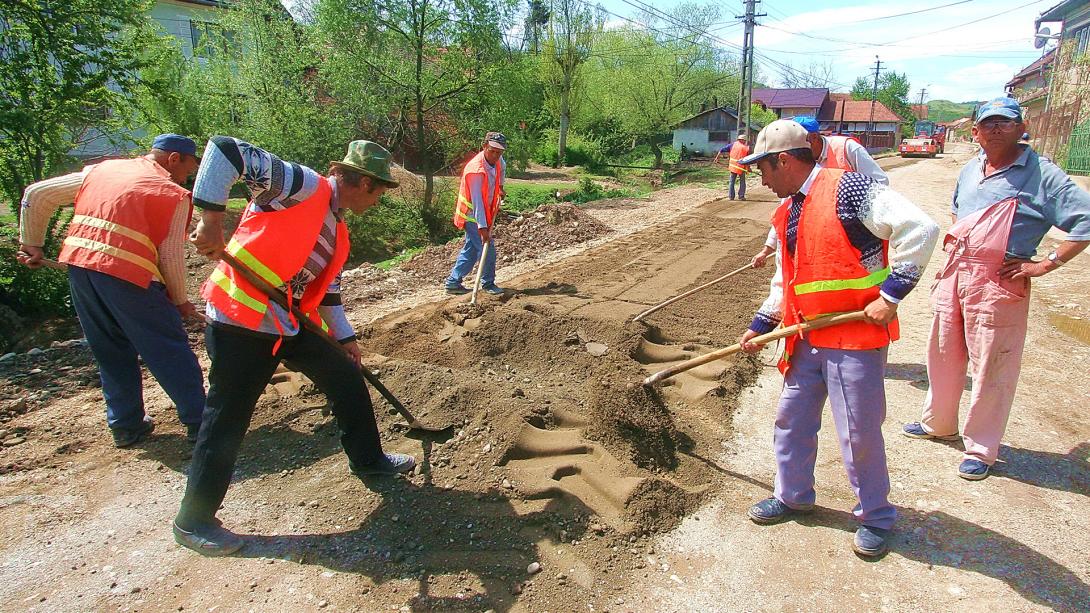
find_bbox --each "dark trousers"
[176,323,386,526]
[68,266,204,430]
[729,172,746,199]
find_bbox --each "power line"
[834,0,977,26]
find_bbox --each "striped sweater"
[192,136,354,341]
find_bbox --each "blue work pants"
[446,221,497,287]
[67,266,205,431]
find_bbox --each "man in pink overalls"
[903,97,1090,480]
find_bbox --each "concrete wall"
[673,128,710,155]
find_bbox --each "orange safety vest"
[823,136,852,171]
[202,178,348,334]
[728,142,751,174]
[772,167,898,373]
[453,151,502,229]
[60,157,190,289]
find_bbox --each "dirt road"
[0,148,1087,612]
[630,143,1090,612]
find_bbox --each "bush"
[0,210,74,321]
[533,130,607,172]
[344,194,433,264]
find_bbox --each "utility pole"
[917,87,927,118]
[735,0,765,141]
[867,55,884,149]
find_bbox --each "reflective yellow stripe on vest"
[209,268,269,315]
[456,195,478,224]
[226,238,283,287]
[793,267,891,295]
[70,214,159,258]
[62,235,163,282]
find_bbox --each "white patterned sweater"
[749,165,940,335]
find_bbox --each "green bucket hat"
[330,140,399,187]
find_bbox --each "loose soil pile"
[399,204,611,283]
[0,190,777,612]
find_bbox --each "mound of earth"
[400,204,610,283]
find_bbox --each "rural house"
[670,107,759,156]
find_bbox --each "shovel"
[469,240,491,305]
[219,251,451,434]
[633,262,753,323]
[642,311,866,387]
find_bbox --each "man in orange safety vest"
[727,133,750,201]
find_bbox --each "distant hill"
[928,99,979,123]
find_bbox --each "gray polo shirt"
[953,144,1090,258]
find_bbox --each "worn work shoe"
[747,497,813,525]
[173,519,244,557]
[351,453,417,477]
[185,422,201,444]
[853,525,891,557]
[112,416,154,448]
[480,284,505,295]
[958,458,990,480]
[444,283,470,295]
[902,422,959,441]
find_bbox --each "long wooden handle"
[39,258,68,271]
[218,252,420,424]
[633,262,753,323]
[642,311,867,386]
[469,240,491,305]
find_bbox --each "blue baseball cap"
[792,116,820,134]
[976,97,1022,123]
[151,133,198,157]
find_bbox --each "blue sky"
[594,0,1061,103]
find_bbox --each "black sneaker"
[112,416,154,448]
[481,284,505,295]
[173,519,243,557]
[747,496,813,525]
[445,283,470,295]
[185,422,201,444]
[351,453,417,476]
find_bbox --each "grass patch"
[503,183,571,213]
[226,198,248,211]
[375,246,426,270]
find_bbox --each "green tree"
[582,4,737,168]
[541,0,601,166]
[0,0,168,213]
[851,71,914,137]
[314,0,517,238]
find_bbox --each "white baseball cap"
[739,119,810,165]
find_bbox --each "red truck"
[900,120,946,157]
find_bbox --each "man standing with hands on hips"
[903,96,1090,480]
[737,120,938,557]
[445,132,507,295]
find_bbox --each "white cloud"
[928,62,1021,102]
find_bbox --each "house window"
[1072,24,1090,58]
[189,20,235,57]
[708,131,733,142]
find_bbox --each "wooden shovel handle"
[633,262,753,323]
[642,311,867,386]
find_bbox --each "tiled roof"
[819,96,903,123]
[1006,49,1055,89]
[751,88,829,108]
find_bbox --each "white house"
[71,0,229,159]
